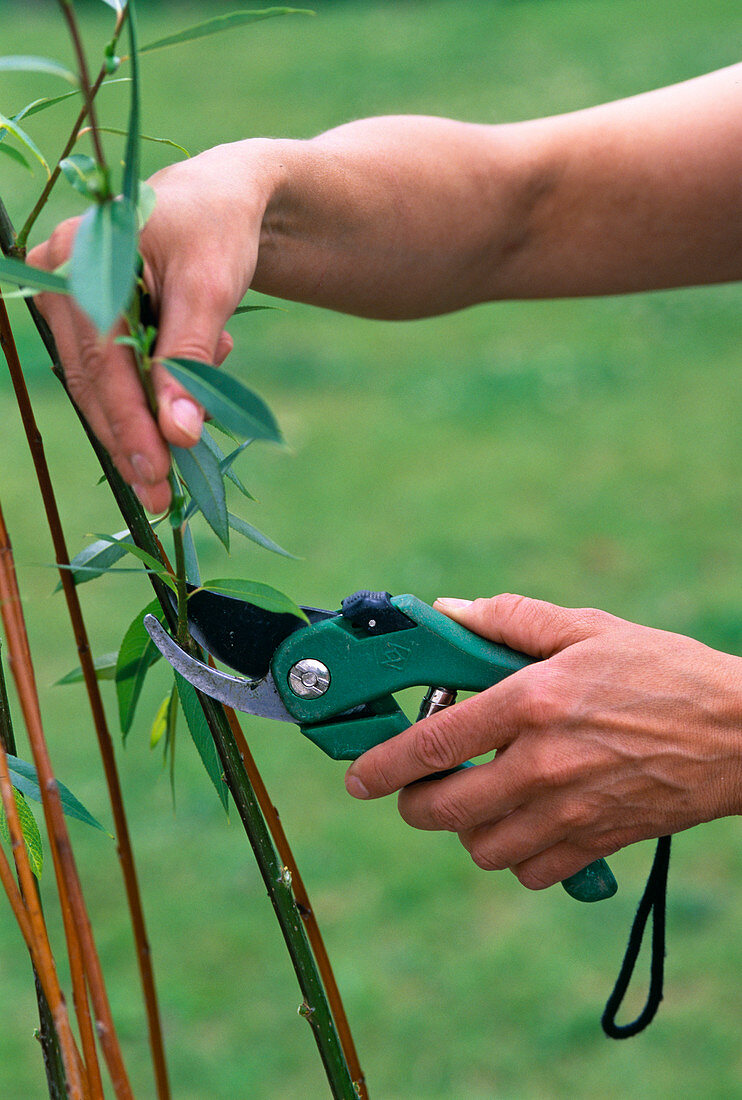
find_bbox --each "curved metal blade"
[144,615,294,722]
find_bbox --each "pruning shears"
[144,588,617,903]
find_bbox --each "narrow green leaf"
[60,153,104,198]
[228,512,296,558]
[181,521,201,586]
[16,79,131,123]
[6,755,108,834]
[233,304,282,315]
[100,0,126,12]
[140,9,313,56]
[94,126,190,158]
[0,56,77,84]
[172,440,229,548]
[137,181,157,229]
[150,691,172,748]
[174,672,229,812]
[93,533,177,592]
[55,652,118,686]
[162,358,282,444]
[116,599,165,736]
[122,0,140,205]
[0,143,31,172]
[0,790,43,877]
[0,256,68,295]
[199,578,307,621]
[70,197,139,333]
[0,113,50,177]
[57,529,131,590]
[202,431,254,500]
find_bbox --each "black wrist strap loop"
[601,835,672,1039]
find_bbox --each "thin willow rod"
[0,714,87,1097]
[0,306,105,1100]
[221,699,368,1098]
[0,208,362,1099]
[0,505,133,1099]
[0,292,171,1100]
[0,643,68,1100]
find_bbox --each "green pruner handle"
[561,859,617,902]
[448,764,617,903]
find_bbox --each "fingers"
[345,677,532,798]
[434,593,616,658]
[150,267,239,449]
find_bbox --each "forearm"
[249,63,742,316]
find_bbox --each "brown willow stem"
[221,699,368,1098]
[57,1,108,177]
[0,295,171,1100]
[0,646,68,1100]
[0,504,133,1099]
[0,659,86,1098]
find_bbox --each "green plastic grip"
[272,595,617,903]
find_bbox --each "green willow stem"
[0,649,68,1100]
[0,209,359,1100]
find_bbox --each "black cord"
[601,835,672,1039]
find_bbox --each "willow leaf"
[0,55,76,84]
[0,143,31,171]
[60,153,102,198]
[172,439,229,548]
[95,126,190,158]
[55,652,118,686]
[116,599,165,736]
[233,304,282,315]
[122,0,140,205]
[0,790,43,877]
[201,431,254,500]
[162,358,282,444]
[93,533,177,592]
[228,512,296,558]
[70,197,139,332]
[0,113,49,177]
[175,672,229,812]
[181,521,201,586]
[57,529,131,589]
[0,256,68,295]
[140,9,313,56]
[6,755,108,834]
[199,577,307,620]
[150,690,173,749]
[17,79,131,123]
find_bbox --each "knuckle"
[413,715,459,773]
[467,837,506,873]
[428,789,473,833]
[513,864,554,891]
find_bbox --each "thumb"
[433,593,614,659]
[150,274,237,449]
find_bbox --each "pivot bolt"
[288,659,331,699]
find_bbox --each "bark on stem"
[0,291,171,1100]
[0,504,133,1099]
[0,647,69,1100]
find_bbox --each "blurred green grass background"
[2,0,742,1096]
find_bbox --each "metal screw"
[288,659,331,699]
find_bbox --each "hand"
[345,594,742,890]
[27,142,275,512]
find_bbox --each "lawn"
[1,1,742,1096]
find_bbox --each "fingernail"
[131,453,155,483]
[435,598,473,610]
[345,772,370,800]
[171,398,202,440]
[132,483,155,513]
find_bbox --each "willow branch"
[0,647,69,1100]
[57,1,108,175]
[0,503,132,1098]
[0,291,171,1100]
